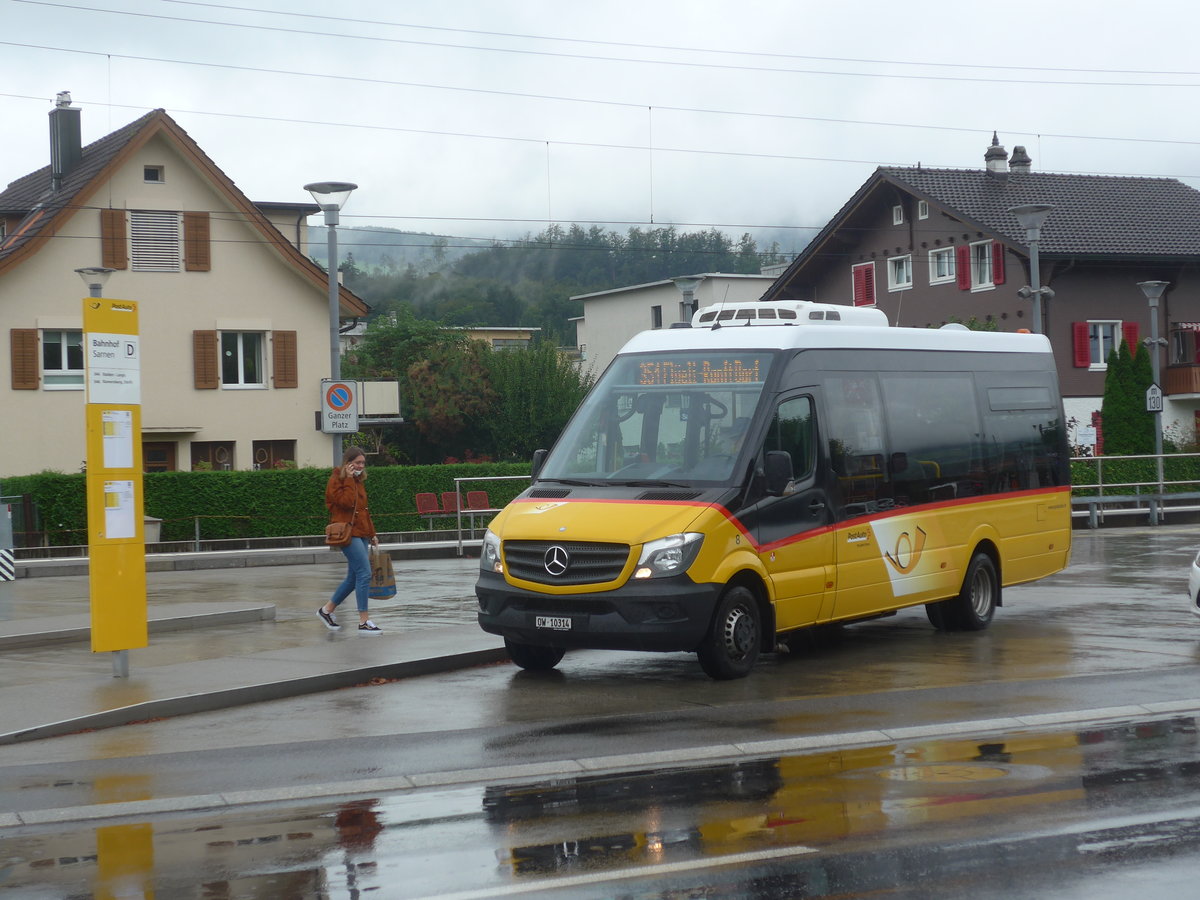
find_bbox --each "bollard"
[0,483,15,620]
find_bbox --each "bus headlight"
[481,529,503,574]
[634,533,704,579]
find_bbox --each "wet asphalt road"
[2,525,1200,897]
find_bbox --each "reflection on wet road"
[5,715,1200,898]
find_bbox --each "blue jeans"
[329,537,371,614]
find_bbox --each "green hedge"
[1070,456,1200,495]
[2,463,530,546]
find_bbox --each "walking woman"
[318,446,382,633]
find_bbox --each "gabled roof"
[880,167,1200,257]
[0,107,367,315]
[766,164,1200,298]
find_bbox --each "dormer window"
[144,165,164,183]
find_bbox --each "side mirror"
[764,450,794,496]
[530,449,548,481]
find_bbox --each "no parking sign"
[321,379,359,433]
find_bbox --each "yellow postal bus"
[476,300,1072,679]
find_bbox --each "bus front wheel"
[697,586,761,680]
[505,639,566,671]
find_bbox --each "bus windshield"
[539,350,775,485]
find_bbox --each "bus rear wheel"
[504,639,566,671]
[697,586,761,680]
[935,552,999,631]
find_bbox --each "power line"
[13,0,1200,88]
[161,0,1200,79]
[7,36,1200,157]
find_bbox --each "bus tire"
[697,586,761,680]
[505,639,566,671]
[948,552,999,631]
[925,599,952,631]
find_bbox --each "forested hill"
[332,223,790,344]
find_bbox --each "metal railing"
[1070,451,1200,527]
[452,474,531,555]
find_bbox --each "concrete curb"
[0,644,509,746]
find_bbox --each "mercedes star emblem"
[544,545,570,576]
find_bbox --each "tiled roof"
[880,166,1200,258]
[0,110,158,258]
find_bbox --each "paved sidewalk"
[0,544,505,744]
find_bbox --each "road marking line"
[415,844,819,900]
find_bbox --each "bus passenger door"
[750,394,834,631]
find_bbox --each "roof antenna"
[711,284,731,329]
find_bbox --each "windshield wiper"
[610,480,691,488]
[537,478,601,486]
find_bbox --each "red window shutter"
[1122,321,1140,354]
[193,330,218,390]
[955,245,971,289]
[272,330,298,389]
[1072,322,1091,367]
[183,212,211,272]
[10,328,39,389]
[100,209,128,270]
[991,242,1005,285]
[852,263,875,307]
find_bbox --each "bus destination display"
[637,355,767,386]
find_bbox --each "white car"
[1190,550,1200,619]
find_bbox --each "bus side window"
[768,397,815,481]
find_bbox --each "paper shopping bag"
[369,548,397,600]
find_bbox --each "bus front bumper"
[475,571,721,653]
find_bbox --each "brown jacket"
[325,469,376,539]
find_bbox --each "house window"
[651,305,663,329]
[130,210,181,271]
[144,165,164,183]
[917,200,929,220]
[929,247,955,285]
[42,329,84,389]
[191,441,235,470]
[253,440,295,470]
[1088,321,1121,369]
[852,262,876,307]
[887,255,913,291]
[892,205,904,225]
[970,241,993,289]
[220,332,265,388]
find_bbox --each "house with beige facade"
[572,273,778,379]
[0,97,368,477]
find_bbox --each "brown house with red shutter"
[763,135,1200,451]
[0,97,368,477]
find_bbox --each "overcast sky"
[5,0,1200,257]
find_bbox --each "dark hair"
[341,446,367,465]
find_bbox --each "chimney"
[1009,145,1032,174]
[49,91,81,193]
[984,131,1008,179]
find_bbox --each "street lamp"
[1009,204,1054,334]
[304,181,357,468]
[1138,279,1169,507]
[672,275,704,323]
[75,266,114,298]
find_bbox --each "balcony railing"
[1165,363,1200,395]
